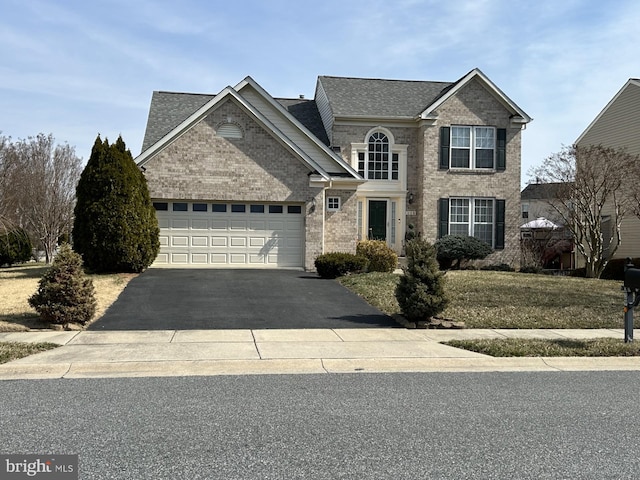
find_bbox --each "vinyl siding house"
[136,68,531,270]
[575,78,640,261]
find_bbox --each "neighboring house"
[136,68,531,270]
[520,183,574,270]
[575,78,640,261]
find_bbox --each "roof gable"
[575,78,640,146]
[420,69,532,124]
[137,78,361,181]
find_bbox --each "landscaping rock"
[64,323,83,331]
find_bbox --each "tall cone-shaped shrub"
[73,136,159,272]
[29,243,96,325]
[396,238,449,322]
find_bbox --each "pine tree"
[396,238,449,322]
[29,243,96,325]
[73,135,159,272]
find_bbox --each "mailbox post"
[622,258,640,342]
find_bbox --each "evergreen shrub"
[0,228,32,266]
[315,252,368,279]
[435,235,492,270]
[28,243,96,325]
[396,238,449,322]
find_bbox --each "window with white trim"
[450,126,495,169]
[327,197,341,211]
[449,198,495,247]
[357,132,399,180]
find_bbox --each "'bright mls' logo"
[0,455,77,479]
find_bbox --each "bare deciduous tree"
[529,144,639,278]
[5,134,82,263]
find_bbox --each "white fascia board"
[575,79,640,145]
[235,76,361,179]
[135,85,330,181]
[420,68,533,124]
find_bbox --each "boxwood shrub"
[356,240,398,272]
[315,252,368,279]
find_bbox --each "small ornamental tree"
[28,243,96,325]
[0,227,32,266]
[435,235,493,270]
[73,135,159,273]
[396,238,449,322]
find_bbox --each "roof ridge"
[155,90,215,96]
[318,75,452,84]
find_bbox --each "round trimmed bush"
[315,252,368,279]
[435,235,492,270]
[356,240,398,272]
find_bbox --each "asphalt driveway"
[89,269,397,330]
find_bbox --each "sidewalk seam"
[169,330,177,343]
[251,330,263,359]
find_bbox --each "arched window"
[357,131,399,180]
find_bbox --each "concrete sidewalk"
[1,328,639,380]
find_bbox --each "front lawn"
[338,270,624,329]
[0,263,135,331]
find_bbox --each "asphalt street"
[2,371,640,479]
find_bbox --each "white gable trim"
[420,68,532,124]
[235,77,362,180]
[135,86,331,180]
[575,79,640,145]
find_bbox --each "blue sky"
[1,0,638,186]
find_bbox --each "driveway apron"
[89,269,397,330]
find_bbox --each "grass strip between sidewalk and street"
[443,337,640,357]
[0,342,59,364]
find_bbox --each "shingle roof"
[141,92,214,153]
[317,76,453,118]
[275,98,330,146]
[140,91,330,153]
[521,182,571,200]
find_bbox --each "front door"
[368,200,387,240]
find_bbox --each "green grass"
[444,338,640,357]
[0,342,59,364]
[338,270,625,329]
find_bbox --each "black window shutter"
[495,199,505,249]
[496,128,506,171]
[438,198,449,238]
[439,127,450,170]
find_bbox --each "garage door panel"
[230,221,247,230]
[229,253,247,264]
[191,219,209,230]
[171,219,189,229]
[211,237,228,247]
[154,202,303,268]
[191,236,208,247]
[250,237,266,247]
[211,220,228,230]
[210,253,228,264]
[171,253,189,264]
[191,253,209,264]
[230,237,246,247]
[171,236,189,247]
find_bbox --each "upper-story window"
[440,126,506,171]
[451,126,495,169]
[357,132,399,180]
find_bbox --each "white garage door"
[152,201,304,268]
